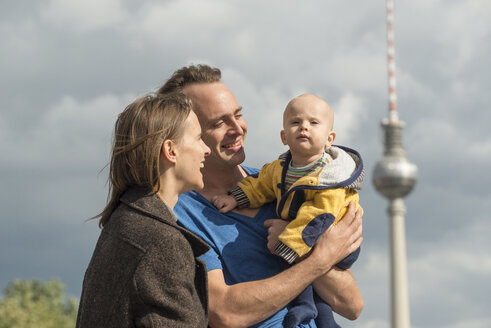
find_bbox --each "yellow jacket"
[230,146,364,265]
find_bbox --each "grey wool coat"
[76,187,210,328]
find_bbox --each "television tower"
[372,0,418,327]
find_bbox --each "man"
[158,64,363,327]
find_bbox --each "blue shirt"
[174,166,316,328]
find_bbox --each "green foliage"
[0,279,78,328]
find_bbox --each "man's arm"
[264,202,364,320]
[207,201,362,328]
[312,267,364,320]
[312,205,364,319]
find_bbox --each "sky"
[1,0,490,327]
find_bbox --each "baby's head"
[281,94,336,159]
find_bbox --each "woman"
[76,92,211,327]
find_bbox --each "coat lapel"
[120,187,209,256]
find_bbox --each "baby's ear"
[326,131,336,148]
[280,130,288,145]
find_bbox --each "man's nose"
[228,118,244,135]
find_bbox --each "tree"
[0,279,78,328]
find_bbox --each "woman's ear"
[162,139,178,164]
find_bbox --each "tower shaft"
[389,198,411,328]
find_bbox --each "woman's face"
[174,111,211,193]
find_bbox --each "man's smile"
[222,139,242,150]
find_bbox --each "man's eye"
[214,121,224,128]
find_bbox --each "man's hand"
[309,201,363,273]
[264,219,289,253]
[212,195,238,213]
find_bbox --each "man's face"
[183,82,248,170]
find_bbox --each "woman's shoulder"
[107,203,189,250]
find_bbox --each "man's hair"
[97,92,193,227]
[157,64,222,95]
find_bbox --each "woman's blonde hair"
[97,92,192,227]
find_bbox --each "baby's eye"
[311,121,319,125]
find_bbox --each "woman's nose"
[202,142,211,156]
[204,148,211,156]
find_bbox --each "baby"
[214,93,364,264]
[213,93,365,328]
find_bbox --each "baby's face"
[281,95,335,158]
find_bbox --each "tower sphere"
[373,154,417,199]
